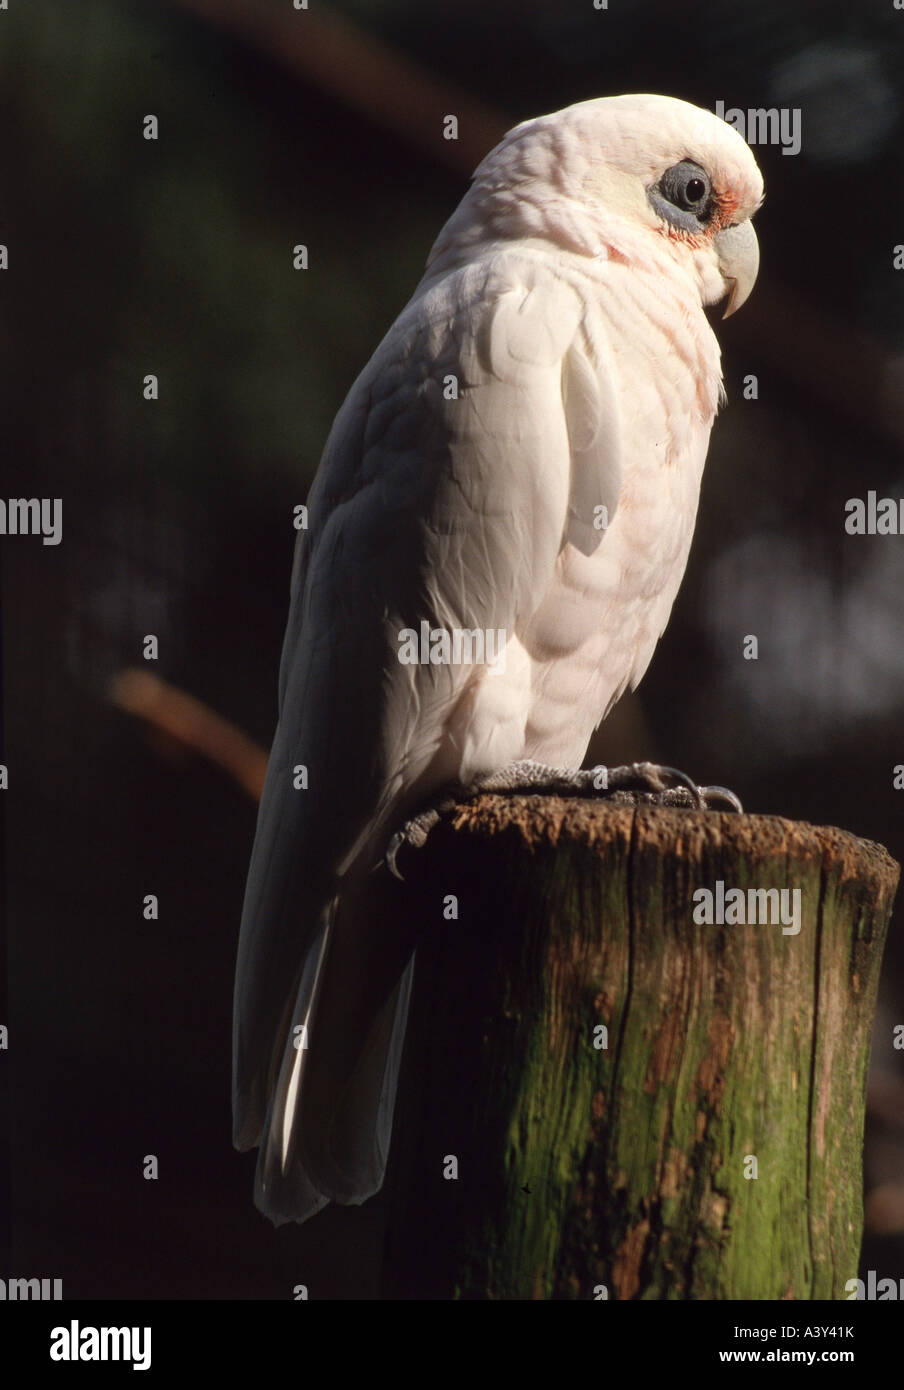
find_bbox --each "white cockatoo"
[233,93,763,1224]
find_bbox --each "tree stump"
[381,798,899,1300]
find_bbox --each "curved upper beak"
[715,219,759,318]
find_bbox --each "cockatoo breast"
[451,246,722,777]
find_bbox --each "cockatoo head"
[430,93,764,318]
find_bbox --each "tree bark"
[381,798,899,1300]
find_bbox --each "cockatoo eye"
[648,160,714,232]
[660,160,712,212]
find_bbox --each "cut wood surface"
[381,799,899,1300]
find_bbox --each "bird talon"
[384,833,406,882]
[698,785,744,813]
[383,806,444,879]
[599,762,742,811]
[648,763,706,808]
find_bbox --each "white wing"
[233,246,624,1221]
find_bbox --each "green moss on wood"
[381,802,898,1301]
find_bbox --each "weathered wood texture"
[381,799,898,1300]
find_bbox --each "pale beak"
[715,219,760,318]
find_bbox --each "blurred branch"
[112,668,268,801]
[169,0,508,174]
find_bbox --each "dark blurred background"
[1,0,903,1299]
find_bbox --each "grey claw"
[698,785,744,813]
[383,806,443,880]
[608,762,705,808]
[384,832,407,882]
[650,764,706,809]
[605,762,743,812]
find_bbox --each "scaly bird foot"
[384,759,742,879]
